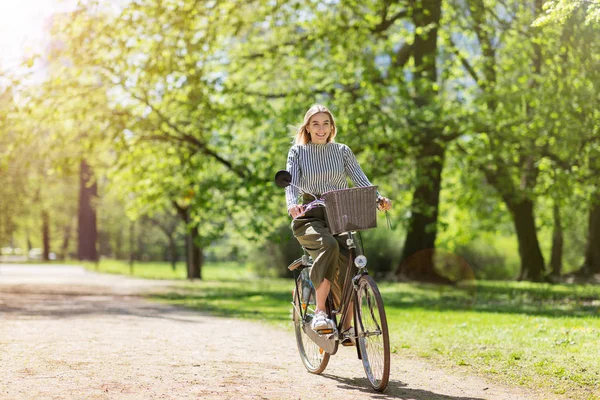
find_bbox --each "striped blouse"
[285,142,375,209]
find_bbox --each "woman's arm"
[286,146,301,213]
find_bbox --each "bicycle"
[275,170,391,392]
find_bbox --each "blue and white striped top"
[285,142,374,209]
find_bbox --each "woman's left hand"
[377,197,392,211]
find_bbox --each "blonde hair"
[294,104,337,145]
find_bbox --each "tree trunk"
[137,224,145,261]
[77,159,98,261]
[60,219,73,261]
[199,247,204,277]
[26,231,32,252]
[394,0,450,284]
[396,142,451,283]
[509,199,546,281]
[42,210,50,261]
[197,241,203,279]
[485,166,547,282]
[174,203,202,280]
[515,0,545,281]
[580,194,600,276]
[184,228,192,277]
[0,206,4,244]
[550,203,563,278]
[187,226,202,279]
[115,224,124,259]
[169,237,177,271]
[150,216,180,271]
[129,219,135,273]
[411,0,442,97]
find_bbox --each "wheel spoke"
[356,276,390,392]
[293,277,329,374]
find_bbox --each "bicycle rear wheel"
[355,275,390,392]
[293,275,330,374]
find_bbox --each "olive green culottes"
[291,205,350,309]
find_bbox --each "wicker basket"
[322,186,378,235]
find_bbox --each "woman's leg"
[315,278,330,313]
[305,232,339,313]
[332,235,353,331]
[292,214,339,315]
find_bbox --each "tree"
[393,0,457,283]
[0,87,25,247]
[46,0,291,277]
[78,159,98,261]
[533,0,600,26]
[448,1,551,280]
[581,191,600,276]
[448,0,600,280]
[221,0,463,282]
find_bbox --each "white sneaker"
[311,310,334,332]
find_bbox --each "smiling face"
[294,104,337,145]
[307,112,332,144]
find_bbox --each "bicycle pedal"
[317,328,335,335]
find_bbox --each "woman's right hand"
[289,205,305,219]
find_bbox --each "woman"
[286,104,392,333]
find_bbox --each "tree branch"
[111,78,251,179]
[372,9,409,33]
[240,32,312,60]
[447,38,482,87]
[392,42,413,70]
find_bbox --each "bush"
[205,238,242,263]
[248,222,404,279]
[248,224,303,278]
[454,236,519,280]
[356,227,404,279]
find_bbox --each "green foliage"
[359,224,405,279]
[204,237,242,263]
[244,214,403,279]
[534,0,600,26]
[535,195,589,273]
[1,0,599,284]
[44,0,295,248]
[442,0,600,279]
[0,82,81,256]
[454,236,521,280]
[246,223,302,278]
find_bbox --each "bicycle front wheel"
[293,276,330,374]
[355,275,390,392]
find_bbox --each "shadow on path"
[0,289,205,324]
[321,374,486,400]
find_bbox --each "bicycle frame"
[278,169,390,391]
[291,228,369,356]
[279,173,376,352]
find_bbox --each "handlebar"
[292,197,386,221]
[292,198,326,221]
[275,169,392,229]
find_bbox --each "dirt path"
[0,264,559,400]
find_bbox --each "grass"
[379,281,600,399]
[86,259,600,399]
[83,259,250,281]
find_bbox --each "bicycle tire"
[293,275,330,374]
[355,275,390,392]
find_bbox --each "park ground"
[0,263,596,400]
